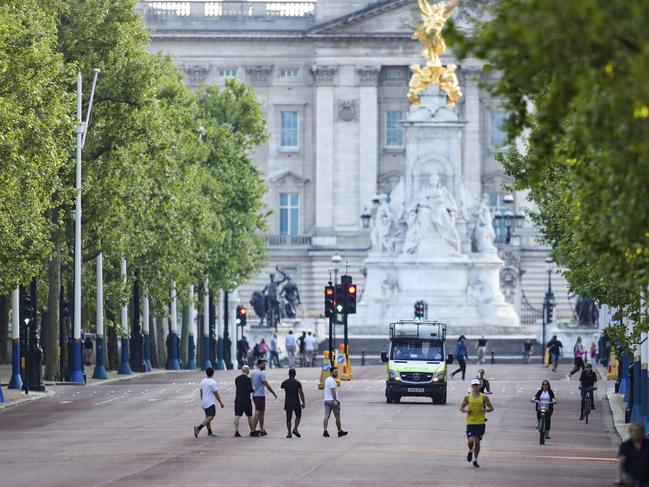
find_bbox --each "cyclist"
[578,363,597,420]
[532,380,556,439]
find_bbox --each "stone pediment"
[269,170,309,187]
[309,0,415,37]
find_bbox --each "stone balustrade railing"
[265,234,312,246]
[138,1,316,18]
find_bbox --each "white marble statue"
[466,276,494,304]
[371,194,396,254]
[403,174,461,254]
[473,194,497,253]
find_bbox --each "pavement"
[0,362,620,487]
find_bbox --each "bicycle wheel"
[538,415,546,444]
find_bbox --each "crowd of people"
[236,330,319,369]
[194,359,348,440]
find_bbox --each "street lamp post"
[495,194,525,245]
[542,257,555,349]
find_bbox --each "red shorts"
[253,396,266,412]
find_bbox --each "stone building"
[138,0,571,325]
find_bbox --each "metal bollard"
[491,351,495,364]
[361,350,366,366]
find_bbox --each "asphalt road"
[0,363,618,487]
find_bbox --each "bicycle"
[532,399,556,445]
[580,386,597,424]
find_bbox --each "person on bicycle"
[579,363,597,420]
[477,369,492,394]
[532,380,556,439]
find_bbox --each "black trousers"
[536,409,552,431]
[452,356,466,379]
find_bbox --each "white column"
[218,288,224,338]
[11,288,19,340]
[203,278,209,338]
[143,291,150,335]
[312,65,338,231]
[121,257,128,333]
[170,281,178,334]
[357,66,380,214]
[74,72,83,342]
[96,253,104,338]
[461,65,483,196]
[188,286,195,337]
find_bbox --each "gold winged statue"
[408,0,463,106]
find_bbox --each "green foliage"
[449,0,649,346]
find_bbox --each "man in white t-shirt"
[285,330,297,368]
[304,332,317,367]
[322,367,348,438]
[194,367,224,438]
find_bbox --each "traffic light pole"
[328,314,334,369]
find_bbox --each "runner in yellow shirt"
[459,378,494,467]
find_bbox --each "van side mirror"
[446,353,454,364]
[380,351,388,363]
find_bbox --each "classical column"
[186,286,197,370]
[202,279,212,370]
[312,64,338,232]
[92,254,108,379]
[8,288,23,389]
[461,65,484,196]
[142,291,152,372]
[117,258,132,375]
[166,281,181,370]
[357,66,381,214]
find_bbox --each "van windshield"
[390,340,443,361]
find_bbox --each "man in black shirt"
[616,423,649,485]
[546,335,563,372]
[578,363,597,420]
[234,365,254,437]
[281,368,305,438]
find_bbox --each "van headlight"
[432,372,445,382]
[389,370,401,381]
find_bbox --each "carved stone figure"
[278,269,301,319]
[466,277,494,304]
[262,271,285,328]
[473,194,497,253]
[371,195,395,254]
[576,296,599,327]
[403,174,461,254]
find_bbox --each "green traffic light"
[336,304,343,313]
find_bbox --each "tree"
[448,0,649,345]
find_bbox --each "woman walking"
[451,335,468,380]
[568,336,585,379]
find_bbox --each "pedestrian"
[567,336,585,379]
[250,358,277,436]
[545,335,563,372]
[234,365,254,438]
[298,331,306,366]
[477,369,491,394]
[589,341,597,364]
[305,331,317,367]
[615,423,649,486]
[258,338,269,361]
[83,336,94,366]
[236,335,250,369]
[476,335,487,365]
[459,378,494,468]
[523,339,533,364]
[281,368,306,438]
[285,330,297,368]
[269,333,282,368]
[322,367,348,437]
[451,335,468,380]
[531,380,556,440]
[194,367,224,438]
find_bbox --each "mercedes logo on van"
[413,373,420,381]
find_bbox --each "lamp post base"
[69,340,85,383]
[202,337,212,370]
[186,335,197,370]
[117,337,132,375]
[143,334,152,372]
[93,336,109,379]
[8,340,23,389]
[166,332,181,370]
[216,338,225,370]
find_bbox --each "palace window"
[386,111,405,147]
[279,68,300,78]
[489,110,508,148]
[218,68,237,78]
[279,193,299,236]
[280,111,299,148]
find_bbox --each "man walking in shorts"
[285,330,297,368]
[459,378,494,467]
[323,367,348,437]
[234,365,254,437]
[281,368,305,438]
[194,367,224,438]
[250,358,277,436]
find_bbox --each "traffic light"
[235,305,247,327]
[20,292,33,327]
[334,284,344,314]
[341,275,357,315]
[324,285,335,317]
[414,300,427,320]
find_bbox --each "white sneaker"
[565,374,571,380]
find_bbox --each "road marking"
[59,401,72,404]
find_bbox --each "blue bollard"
[117,337,132,375]
[216,337,225,371]
[92,336,109,379]
[8,339,23,389]
[0,381,4,403]
[166,332,181,370]
[186,335,197,370]
[69,340,85,383]
[202,335,212,370]
[143,334,152,372]
[619,354,630,397]
[631,358,642,422]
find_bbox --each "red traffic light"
[347,285,356,295]
[325,288,334,297]
[239,307,247,315]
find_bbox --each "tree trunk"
[0,295,9,364]
[149,316,159,369]
[157,316,167,368]
[107,311,119,370]
[180,306,188,367]
[44,254,61,380]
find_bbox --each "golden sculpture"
[408,0,463,106]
